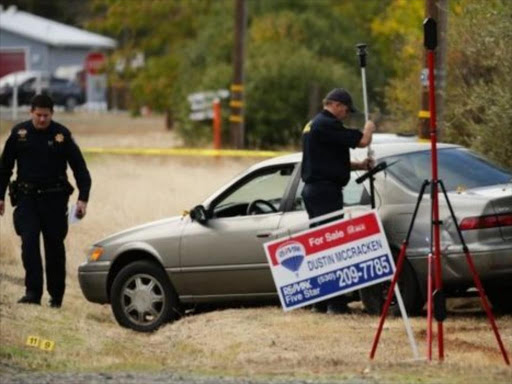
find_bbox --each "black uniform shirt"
[0,120,91,201]
[301,109,363,187]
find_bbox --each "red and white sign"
[85,52,106,75]
[264,210,395,311]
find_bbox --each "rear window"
[384,148,511,192]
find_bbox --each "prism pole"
[356,43,376,209]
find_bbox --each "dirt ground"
[0,111,511,384]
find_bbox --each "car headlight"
[88,246,104,262]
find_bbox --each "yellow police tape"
[83,147,292,158]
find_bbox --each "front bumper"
[78,261,110,304]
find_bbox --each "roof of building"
[0,6,116,49]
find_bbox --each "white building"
[0,5,116,78]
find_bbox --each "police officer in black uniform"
[0,94,91,308]
[301,88,375,314]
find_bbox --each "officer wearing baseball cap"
[324,88,358,112]
[301,87,375,314]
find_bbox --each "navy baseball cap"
[325,88,358,112]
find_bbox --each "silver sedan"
[78,143,512,332]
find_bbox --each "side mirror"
[189,205,208,225]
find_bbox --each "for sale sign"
[264,211,395,311]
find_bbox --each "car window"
[50,78,70,89]
[291,173,370,212]
[21,78,38,91]
[212,165,294,218]
[24,77,49,91]
[384,148,511,192]
[50,78,68,85]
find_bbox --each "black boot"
[49,297,62,308]
[17,294,41,305]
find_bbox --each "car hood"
[94,215,186,247]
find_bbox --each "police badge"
[17,128,27,141]
[55,133,65,143]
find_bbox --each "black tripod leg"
[370,179,430,359]
[404,179,431,242]
[438,180,510,365]
[370,175,376,209]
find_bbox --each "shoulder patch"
[302,121,312,134]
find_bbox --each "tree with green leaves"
[88,0,213,117]
[88,0,397,148]
[369,0,424,132]
[443,0,512,169]
[0,0,92,25]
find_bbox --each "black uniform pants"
[13,192,69,301]
[302,181,344,224]
[302,181,348,308]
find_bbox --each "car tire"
[64,97,77,111]
[111,260,180,332]
[360,258,424,316]
[486,286,512,314]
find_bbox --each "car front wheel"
[359,258,424,316]
[111,260,179,332]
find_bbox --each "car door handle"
[256,232,271,238]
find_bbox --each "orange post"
[213,98,222,149]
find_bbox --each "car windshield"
[384,148,511,192]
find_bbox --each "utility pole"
[419,0,447,140]
[229,0,247,149]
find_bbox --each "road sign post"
[84,52,107,111]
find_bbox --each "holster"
[64,180,75,196]
[8,180,18,207]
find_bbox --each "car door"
[179,163,297,299]
[49,77,66,103]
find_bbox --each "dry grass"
[1,109,181,148]
[1,112,512,383]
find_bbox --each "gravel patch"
[0,371,378,384]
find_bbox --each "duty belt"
[18,181,68,195]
